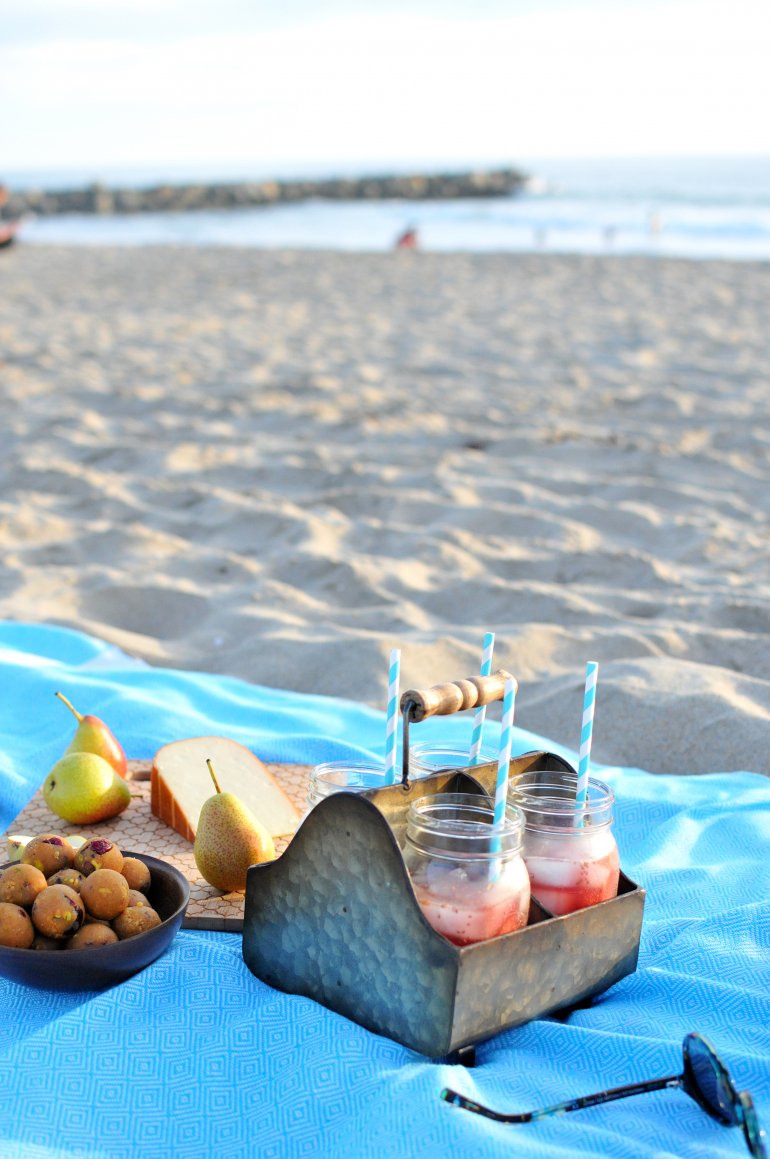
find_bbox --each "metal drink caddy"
[242,670,645,1061]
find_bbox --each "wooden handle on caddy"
[399,669,516,722]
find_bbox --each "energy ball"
[121,857,151,893]
[31,884,85,939]
[126,889,150,908]
[47,868,85,892]
[67,924,119,950]
[31,934,64,952]
[113,906,161,940]
[74,838,124,877]
[80,869,129,921]
[22,834,75,877]
[0,863,48,907]
[0,902,35,949]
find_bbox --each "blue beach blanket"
[1,622,768,1159]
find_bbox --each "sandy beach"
[1,244,769,775]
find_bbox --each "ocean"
[7,155,770,260]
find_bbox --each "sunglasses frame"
[440,1032,767,1158]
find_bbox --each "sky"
[2,0,769,181]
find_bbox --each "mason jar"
[509,770,620,916]
[305,760,391,814]
[402,793,530,946]
[408,740,500,780]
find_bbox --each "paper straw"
[576,661,599,809]
[384,648,401,785]
[493,676,517,828]
[488,676,516,866]
[469,631,495,764]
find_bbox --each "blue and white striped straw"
[384,648,401,785]
[489,676,517,864]
[576,661,599,809]
[493,676,517,829]
[469,631,495,764]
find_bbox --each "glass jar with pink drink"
[402,793,531,946]
[509,770,620,916]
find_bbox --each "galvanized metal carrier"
[242,671,645,1061]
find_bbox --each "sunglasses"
[441,1032,767,1157]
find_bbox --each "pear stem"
[55,691,83,722]
[206,758,222,794]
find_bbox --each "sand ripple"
[2,246,770,773]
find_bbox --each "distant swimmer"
[648,211,662,236]
[395,225,419,250]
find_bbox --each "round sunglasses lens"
[686,1036,739,1125]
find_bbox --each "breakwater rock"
[7,168,526,217]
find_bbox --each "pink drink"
[403,793,531,946]
[510,772,620,917]
[523,826,619,916]
[410,858,531,946]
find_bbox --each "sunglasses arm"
[441,1074,683,1124]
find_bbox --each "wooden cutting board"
[4,759,313,932]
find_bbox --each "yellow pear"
[193,759,275,892]
[42,752,131,824]
[56,691,128,779]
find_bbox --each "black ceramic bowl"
[0,850,190,990]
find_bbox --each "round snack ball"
[80,869,129,921]
[74,838,124,877]
[31,934,65,952]
[47,868,85,892]
[0,902,35,948]
[113,906,162,940]
[31,884,85,939]
[22,834,75,877]
[121,857,151,893]
[67,924,120,950]
[126,889,150,908]
[0,863,48,907]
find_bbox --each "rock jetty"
[6,168,526,217]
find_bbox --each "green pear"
[194,759,275,892]
[56,691,128,779]
[42,752,132,825]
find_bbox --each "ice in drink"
[523,826,619,916]
[510,770,620,917]
[403,792,531,946]
[409,857,530,946]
